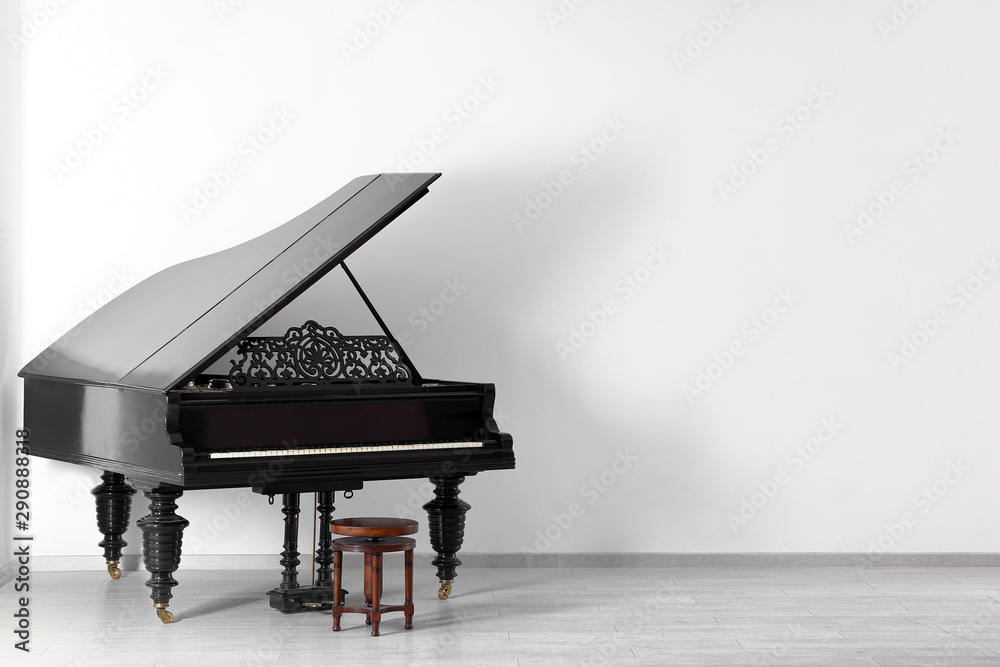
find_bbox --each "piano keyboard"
[207,441,483,460]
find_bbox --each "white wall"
[1,0,22,583]
[18,0,1000,559]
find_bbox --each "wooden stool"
[330,517,417,637]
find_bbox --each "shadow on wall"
[411,163,697,554]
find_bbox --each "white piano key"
[207,441,483,459]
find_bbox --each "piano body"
[18,173,514,623]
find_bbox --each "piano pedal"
[312,589,351,608]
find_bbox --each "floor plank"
[3,565,1000,665]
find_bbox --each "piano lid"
[19,172,441,392]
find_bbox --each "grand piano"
[18,173,514,623]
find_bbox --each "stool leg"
[364,552,372,625]
[404,548,414,630]
[370,553,382,637]
[364,553,373,606]
[331,550,342,632]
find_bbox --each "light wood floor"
[4,564,1000,665]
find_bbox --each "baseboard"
[465,552,1000,567]
[30,552,1000,572]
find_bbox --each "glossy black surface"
[18,172,514,617]
[19,173,440,391]
[180,386,484,452]
[136,489,188,609]
[424,475,471,585]
[23,378,183,487]
[92,472,137,568]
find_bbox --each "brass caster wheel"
[155,605,174,624]
[107,561,122,580]
[438,580,453,600]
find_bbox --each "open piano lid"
[19,173,441,392]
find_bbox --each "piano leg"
[315,491,335,589]
[136,488,189,624]
[278,493,301,591]
[91,471,136,580]
[267,492,341,612]
[423,475,471,600]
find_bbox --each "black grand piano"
[18,173,514,623]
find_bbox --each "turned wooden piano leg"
[423,474,470,600]
[91,471,136,580]
[278,493,301,592]
[268,491,349,612]
[315,491,335,591]
[136,488,189,623]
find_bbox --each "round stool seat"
[331,518,417,637]
[331,517,418,538]
[333,536,415,554]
